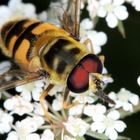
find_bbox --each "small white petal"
[137,76,140,86]
[34,102,44,116]
[81,18,94,30]
[91,122,106,133]
[69,104,84,116]
[129,94,139,106]
[114,121,126,132]
[105,128,118,140]
[64,116,89,137]
[26,133,40,140]
[107,110,120,120]
[94,32,107,46]
[52,94,63,111]
[106,13,118,28]
[38,11,47,21]
[41,129,54,140]
[108,92,117,100]
[0,110,13,134]
[113,0,125,6]
[123,102,133,112]
[6,131,18,140]
[97,7,107,17]
[114,6,128,20]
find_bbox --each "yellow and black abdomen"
[0,19,66,71]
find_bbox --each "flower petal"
[107,110,120,120]
[105,128,118,140]
[106,13,118,28]
[114,6,128,20]
[114,121,126,132]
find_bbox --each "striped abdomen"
[0,19,68,71]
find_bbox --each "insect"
[0,0,114,122]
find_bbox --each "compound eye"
[67,54,103,93]
[80,54,103,73]
[67,65,89,93]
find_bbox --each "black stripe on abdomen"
[13,22,41,57]
[5,19,30,48]
[1,21,16,43]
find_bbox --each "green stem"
[39,125,52,130]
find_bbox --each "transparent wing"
[47,0,81,40]
[0,70,44,91]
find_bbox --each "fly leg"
[83,38,94,53]
[63,87,79,109]
[39,84,54,123]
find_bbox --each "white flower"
[72,93,96,104]
[6,131,40,140]
[64,116,89,137]
[41,129,54,140]
[137,76,140,86]
[8,0,36,18]
[0,0,37,27]
[69,104,84,116]
[16,79,45,101]
[84,104,106,121]
[0,109,13,134]
[6,116,44,140]
[81,30,107,54]
[132,0,140,11]
[109,88,139,112]
[37,11,47,21]
[80,18,94,30]
[87,0,99,19]
[126,0,140,11]
[4,96,33,116]
[91,110,126,140]
[97,0,128,28]
[52,94,63,111]
[34,102,44,116]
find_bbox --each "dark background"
[0,0,140,139]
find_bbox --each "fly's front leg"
[63,87,79,109]
[83,38,94,53]
[40,84,54,123]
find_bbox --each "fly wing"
[66,0,81,40]
[0,69,44,91]
[47,0,81,40]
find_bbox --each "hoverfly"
[0,0,115,121]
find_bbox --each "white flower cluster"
[0,0,139,140]
[81,0,140,28]
[0,0,47,27]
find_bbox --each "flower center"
[118,93,130,102]
[104,117,114,128]
[105,4,114,13]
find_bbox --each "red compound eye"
[67,54,103,93]
[67,65,89,93]
[80,54,102,73]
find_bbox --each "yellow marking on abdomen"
[15,39,30,69]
